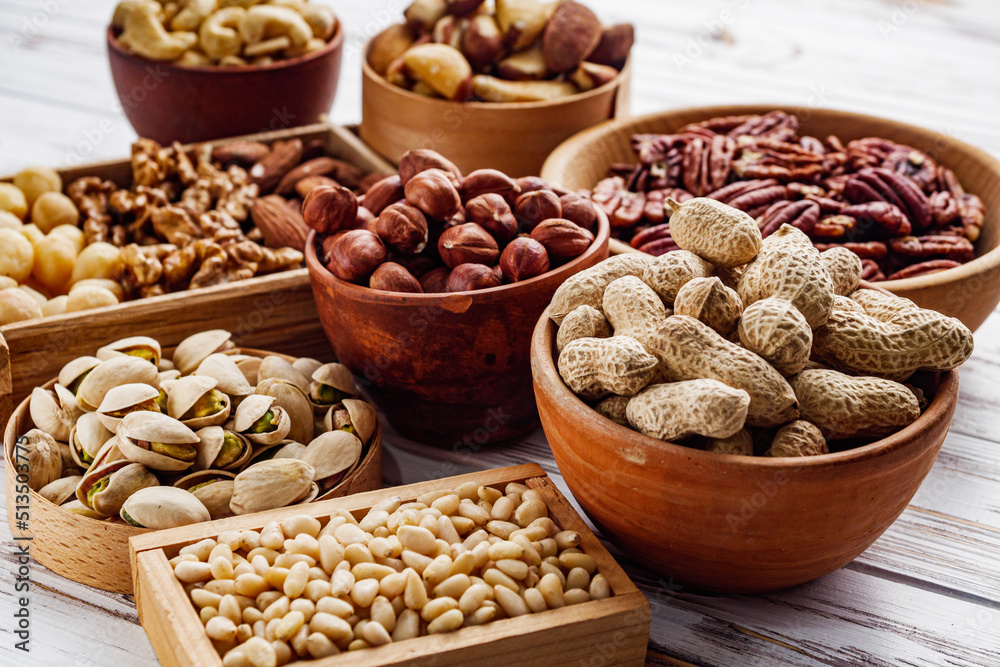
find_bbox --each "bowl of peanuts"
[529,194,973,593]
[541,105,1000,331]
[106,0,343,144]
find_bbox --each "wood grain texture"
[3,1,1000,665]
[3,348,383,594]
[131,465,650,667]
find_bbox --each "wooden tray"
[130,463,651,667]
[4,347,383,594]
[0,122,395,428]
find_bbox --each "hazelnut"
[392,255,438,278]
[353,206,376,230]
[559,193,599,232]
[463,14,506,72]
[323,230,388,284]
[398,149,463,188]
[370,262,424,293]
[460,169,522,205]
[420,266,452,293]
[376,202,430,255]
[500,237,550,282]
[302,185,358,235]
[465,193,518,245]
[438,223,500,268]
[443,208,466,229]
[446,263,502,292]
[515,190,562,231]
[515,176,550,194]
[529,218,594,260]
[361,174,405,215]
[295,174,340,199]
[359,172,396,192]
[404,169,462,220]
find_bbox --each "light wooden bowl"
[359,31,631,176]
[107,23,343,144]
[530,300,959,594]
[305,216,610,446]
[540,105,1000,331]
[3,348,382,595]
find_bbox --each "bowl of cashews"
[106,0,343,144]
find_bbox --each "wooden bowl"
[359,32,631,176]
[106,24,343,144]
[3,348,382,595]
[540,105,1000,331]
[530,304,960,594]
[305,217,610,446]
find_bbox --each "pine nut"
[434,573,472,599]
[397,525,437,555]
[565,567,591,591]
[175,561,213,583]
[482,567,519,593]
[523,587,547,613]
[458,500,491,525]
[359,509,390,534]
[242,636,276,667]
[378,572,407,598]
[283,562,310,598]
[487,541,524,561]
[564,589,591,605]
[334,523,370,546]
[490,496,515,521]
[262,596,290,623]
[431,493,461,516]
[305,632,338,659]
[427,608,464,634]
[350,578,380,608]
[538,573,565,609]
[420,596,458,622]
[590,574,611,600]
[497,559,529,580]
[309,612,353,642]
[514,499,548,527]
[200,607,218,624]
[180,538,216,561]
[450,551,475,577]
[191,588,222,608]
[361,620,393,646]
[315,597,353,618]
[478,485,502,503]
[344,543,375,566]
[370,596,397,633]
[274,610,304,642]
[290,598,314,622]
[259,522,284,550]
[493,585,530,617]
[458,583,491,615]
[392,609,420,641]
[436,515,462,544]
[422,554,454,585]
[234,573,268,597]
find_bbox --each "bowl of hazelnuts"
[303,149,609,445]
[360,0,634,176]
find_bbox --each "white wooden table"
[3,1,1000,664]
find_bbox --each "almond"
[249,139,303,194]
[543,1,601,73]
[211,141,271,167]
[276,157,343,195]
[251,195,310,252]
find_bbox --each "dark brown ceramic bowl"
[107,23,343,144]
[305,215,610,446]
[530,297,959,593]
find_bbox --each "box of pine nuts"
[129,463,652,667]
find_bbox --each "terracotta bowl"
[305,216,610,446]
[540,105,1000,331]
[106,24,343,144]
[530,300,959,593]
[359,30,631,177]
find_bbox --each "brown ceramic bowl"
[107,23,343,144]
[305,216,610,445]
[359,29,631,177]
[530,298,959,593]
[541,105,1000,331]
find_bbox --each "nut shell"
[230,459,317,515]
[370,262,424,293]
[376,202,429,255]
[465,193,518,245]
[446,263,502,292]
[499,237,550,282]
[398,149,462,187]
[302,185,358,235]
[324,230,388,284]
[404,168,462,220]
[116,412,201,472]
[120,486,210,529]
[529,218,594,260]
[515,190,562,231]
[438,223,500,268]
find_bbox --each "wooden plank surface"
[2,0,1000,665]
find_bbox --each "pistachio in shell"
[87,435,126,471]
[18,429,62,491]
[159,370,182,384]
[116,411,201,472]
[194,426,251,471]
[300,430,362,492]
[77,356,159,411]
[233,394,291,445]
[96,383,161,431]
[258,356,311,395]
[39,475,82,505]
[270,440,307,460]
[325,399,378,444]
[77,460,159,516]
[195,353,253,398]
[173,329,237,375]
[96,336,161,365]
[120,486,211,529]
[167,375,231,428]
[61,499,106,520]
[230,459,317,515]
[187,478,235,520]
[58,356,101,396]
[233,356,261,386]
[292,357,324,378]
[57,441,77,475]
[255,378,313,446]
[158,357,175,372]
[69,412,114,468]
[29,384,82,442]
[309,363,359,412]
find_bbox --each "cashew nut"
[239,5,312,47]
[117,0,198,61]
[198,6,245,59]
[170,0,216,32]
[176,49,213,66]
[300,3,337,40]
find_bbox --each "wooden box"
[0,122,394,428]
[4,347,383,594]
[130,463,651,666]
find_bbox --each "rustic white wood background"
[2,1,1000,665]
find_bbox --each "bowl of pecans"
[541,105,1000,331]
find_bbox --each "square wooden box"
[130,463,651,666]
[0,122,394,428]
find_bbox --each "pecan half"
[843,167,931,230]
[886,259,961,280]
[757,200,820,237]
[860,259,886,282]
[840,202,911,238]
[889,235,976,263]
[814,241,888,260]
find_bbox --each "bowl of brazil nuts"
[530,195,974,593]
[541,105,1000,331]
[304,150,609,445]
